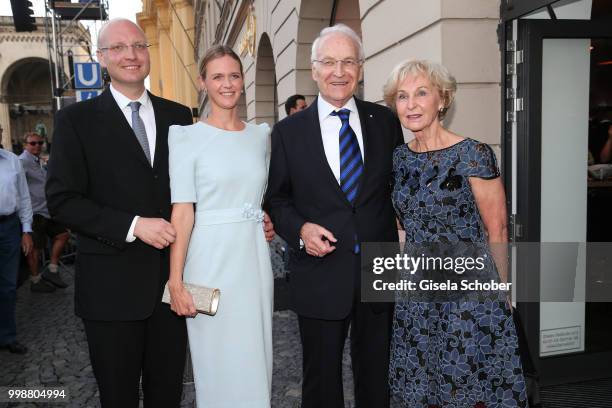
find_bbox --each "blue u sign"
[74,62,102,89]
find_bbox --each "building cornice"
[0,16,90,44]
[0,33,85,44]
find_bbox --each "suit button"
[158,209,163,215]
[153,174,158,180]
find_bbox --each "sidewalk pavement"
[0,239,357,408]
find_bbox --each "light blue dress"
[168,121,273,408]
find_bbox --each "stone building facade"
[137,0,199,111]
[192,0,501,151]
[0,16,90,151]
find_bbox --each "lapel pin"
[369,114,373,118]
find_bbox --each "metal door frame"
[507,18,612,385]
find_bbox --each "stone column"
[155,0,175,101]
[138,14,162,96]
[174,0,197,109]
[0,102,11,151]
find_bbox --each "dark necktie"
[332,109,363,203]
[128,101,152,165]
[331,109,363,253]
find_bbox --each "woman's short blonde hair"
[383,59,457,119]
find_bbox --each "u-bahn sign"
[74,62,102,89]
[76,90,102,102]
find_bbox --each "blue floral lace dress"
[389,139,527,407]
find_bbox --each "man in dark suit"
[46,19,191,407]
[265,24,404,408]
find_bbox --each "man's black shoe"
[42,271,68,288]
[31,279,56,293]
[0,341,28,354]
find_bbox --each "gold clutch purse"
[162,281,221,316]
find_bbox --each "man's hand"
[21,233,33,256]
[263,212,275,242]
[300,222,337,257]
[134,217,176,249]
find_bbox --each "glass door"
[513,18,612,384]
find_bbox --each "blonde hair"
[198,44,244,79]
[23,132,42,144]
[383,59,457,119]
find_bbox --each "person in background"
[19,132,70,293]
[598,122,612,163]
[0,133,33,355]
[284,94,307,116]
[277,94,308,270]
[588,116,612,164]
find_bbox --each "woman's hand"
[263,211,275,242]
[168,281,197,317]
[396,218,404,231]
[169,203,195,316]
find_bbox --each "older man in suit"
[265,24,404,408]
[46,19,191,407]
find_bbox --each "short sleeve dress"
[168,121,273,408]
[389,139,527,407]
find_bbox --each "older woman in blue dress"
[385,60,527,407]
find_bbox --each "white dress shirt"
[109,85,157,242]
[317,95,364,184]
[0,149,33,232]
[296,96,365,249]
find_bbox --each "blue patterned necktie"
[331,108,363,253]
[332,109,363,203]
[128,101,152,165]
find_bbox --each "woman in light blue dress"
[167,45,273,407]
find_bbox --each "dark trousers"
[298,257,392,408]
[0,214,21,346]
[83,302,187,408]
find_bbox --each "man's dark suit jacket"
[265,97,404,320]
[46,88,192,321]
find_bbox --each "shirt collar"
[110,84,151,111]
[22,150,38,162]
[317,94,358,123]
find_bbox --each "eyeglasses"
[98,43,151,55]
[27,141,44,146]
[312,58,363,70]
